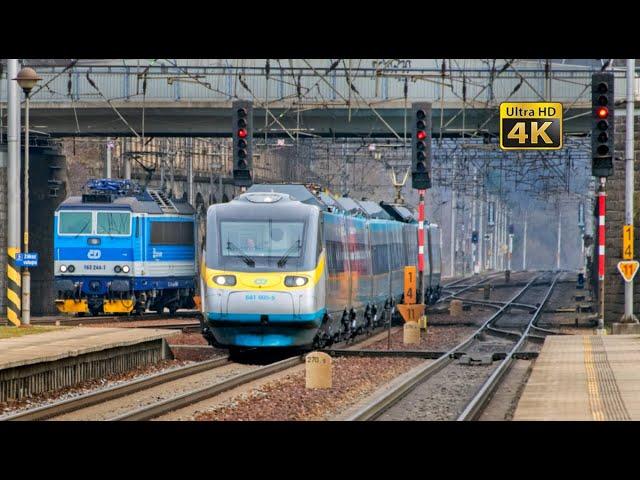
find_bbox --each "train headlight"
[213,275,236,286]
[285,276,308,287]
[60,265,68,273]
[114,265,122,273]
[67,265,75,273]
[122,265,130,273]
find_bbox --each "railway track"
[346,271,560,421]
[2,317,403,421]
[29,311,202,327]
[4,271,529,422]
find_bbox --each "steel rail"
[346,272,544,421]
[456,273,559,421]
[112,356,303,421]
[30,311,202,327]
[2,356,230,421]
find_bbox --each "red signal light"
[596,107,609,119]
[416,130,427,141]
[238,128,248,138]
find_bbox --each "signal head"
[596,106,609,119]
[417,130,427,141]
[238,128,248,138]
[237,108,247,118]
[416,109,426,120]
[597,82,609,94]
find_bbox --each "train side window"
[135,217,140,238]
[151,221,195,245]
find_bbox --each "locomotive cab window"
[97,211,131,236]
[151,221,194,245]
[59,211,93,235]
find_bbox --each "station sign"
[617,260,639,283]
[500,102,563,150]
[16,252,39,267]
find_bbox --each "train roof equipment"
[58,178,195,215]
[379,201,416,223]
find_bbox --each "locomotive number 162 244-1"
[82,264,106,271]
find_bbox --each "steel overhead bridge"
[0,60,629,138]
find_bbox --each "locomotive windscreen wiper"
[226,241,255,267]
[277,240,301,268]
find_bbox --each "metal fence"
[0,65,625,106]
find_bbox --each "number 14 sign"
[618,260,640,283]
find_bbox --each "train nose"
[226,291,294,316]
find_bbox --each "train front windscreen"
[207,214,320,272]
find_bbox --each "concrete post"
[556,200,562,270]
[478,190,484,273]
[522,211,528,271]
[5,59,22,326]
[622,58,637,323]
[187,138,194,205]
[22,94,31,325]
[105,137,112,178]
[450,181,456,277]
[124,138,131,180]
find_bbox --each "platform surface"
[515,334,640,421]
[0,327,176,370]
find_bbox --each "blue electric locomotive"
[54,179,197,316]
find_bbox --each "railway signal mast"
[591,72,614,332]
[411,102,432,311]
[232,100,254,187]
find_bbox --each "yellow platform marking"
[583,336,605,421]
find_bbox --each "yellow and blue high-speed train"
[200,184,441,350]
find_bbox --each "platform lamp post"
[14,67,41,326]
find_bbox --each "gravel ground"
[427,305,494,325]
[51,361,253,421]
[365,325,477,352]
[166,332,209,345]
[192,357,423,421]
[166,332,227,361]
[0,359,194,419]
[376,361,495,421]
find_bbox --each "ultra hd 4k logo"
[87,249,101,260]
[500,102,563,150]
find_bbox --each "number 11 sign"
[617,260,640,283]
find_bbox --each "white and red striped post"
[598,178,607,330]
[417,189,426,303]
